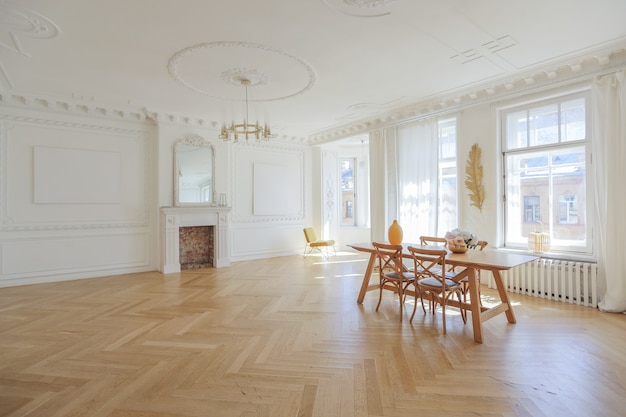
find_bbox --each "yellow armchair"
[303,228,336,260]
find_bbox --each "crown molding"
[307,42,626,145]
[0,92,150,124]
[0,92,312,143]
[3,42,625,146]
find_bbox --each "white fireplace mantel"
[160,206,231,274]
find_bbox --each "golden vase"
[388,220,403,244]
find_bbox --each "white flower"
[445,228,478,247]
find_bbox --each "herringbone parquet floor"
[1,252,625,417]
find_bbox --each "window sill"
[494,247,597,263]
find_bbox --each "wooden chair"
[372,242,416,321]
[407,246,468,333]
[419,235,448,247]
[302,228,336,260]
[470,240,488,251]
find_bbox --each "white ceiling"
[2,0,626,143]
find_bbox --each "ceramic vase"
[388,220,403,244]
[448,244,468,253]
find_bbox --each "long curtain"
[369,127,397,242]
[592,70,626,313]
[396,119,439,243]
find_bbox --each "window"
[524,196,541,222]
[341,158,356,226]
[437,118,458,236]
[558,194,578,224]
[502,94,590,253]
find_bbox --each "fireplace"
[179,226,214,269]
[160,207,230,274]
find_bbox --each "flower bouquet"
[444,228,478,253]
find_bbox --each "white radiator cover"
[494,259,598,308]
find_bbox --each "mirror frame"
[174,135,215,207]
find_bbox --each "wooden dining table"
[347,242,538,343]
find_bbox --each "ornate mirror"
[174,136,214,206]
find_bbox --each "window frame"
[340,157,357,227]
[500,91,592,255]
[437,117,458,236]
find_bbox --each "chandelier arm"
[220,78,273,143]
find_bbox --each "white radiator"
[494,259,598,308]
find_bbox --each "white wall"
[228,141,311,261]
[457,104,500,248]
[0,106,158,287]
[1,71,612,288]
[0,102,316,286]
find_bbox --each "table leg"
[357,253,377,304]
[491,270,516,324]
[466,268,483,343]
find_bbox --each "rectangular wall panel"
[0,111,157,287]
[253,163,288,215]
[1,232,150,275]
[1,118,148,229]
[34,146,121,204]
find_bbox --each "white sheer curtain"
[369,127,397,242]
[396,119,439,243]
[592,70,626,313]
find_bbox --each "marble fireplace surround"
[160,206,231,274]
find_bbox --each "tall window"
[437,118,458,236]
[341,158,356,226]
[502,93,590,254]
[524,196,541,222]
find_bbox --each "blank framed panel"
[253,163,288,215]
[34,146,121,204]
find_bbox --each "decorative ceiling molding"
[308,45,626,144]
[335,97,405,122]
[2,42,625,147]
[322,0,397,17]
[220,68,269,88]
[167,41,317,102]
[0,3,61,89]
[0,92,149,123]
[483,35,517,54]
[451,35,518,65]
[0,91,305,142]
[0,3,60,55]
[344,0,397,8]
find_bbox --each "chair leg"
[375,279,385,312]
[420,293,428,314]
[398,283,403,321]
[457,292,467,323]
[441,302,447,334]
[410,285,421,322]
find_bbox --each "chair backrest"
[372,242,404,275]
[407,246,448,282]
[303,228,317,243]
[419,235,448,247]
[473,240,488,251]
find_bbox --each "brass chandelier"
[219,79,273,143]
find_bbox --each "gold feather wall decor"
[465,143,485,212]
